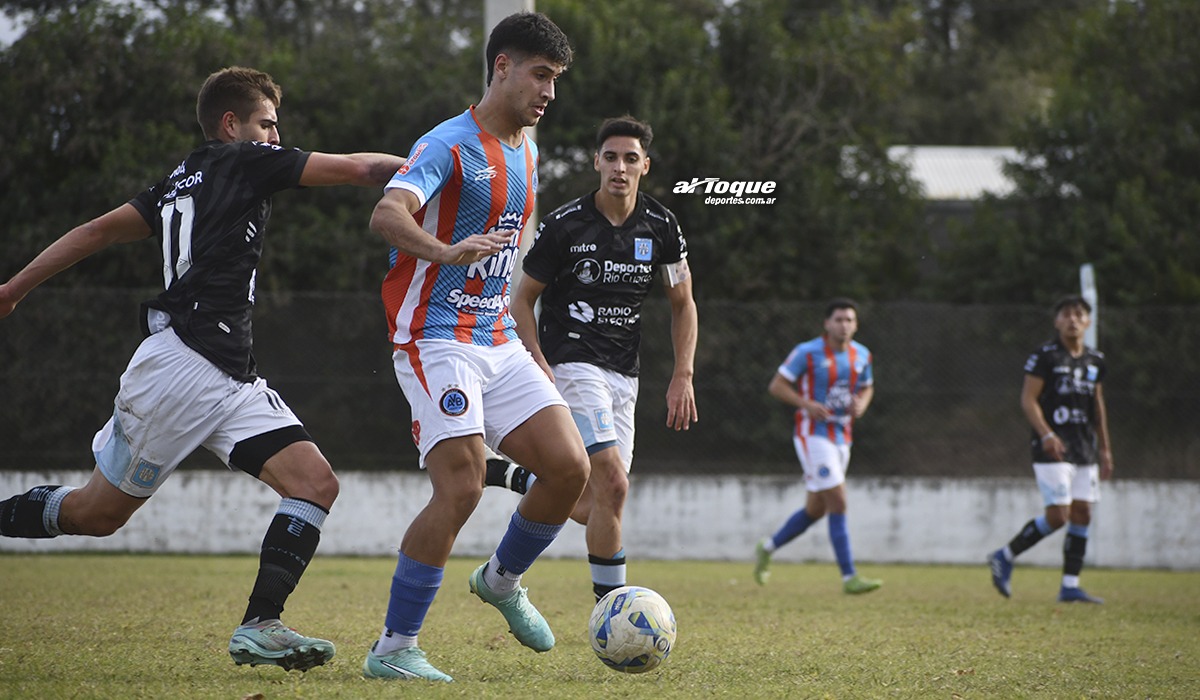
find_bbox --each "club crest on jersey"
[634,238,653,261]
[440,388,469,416]
[573,259,601,284]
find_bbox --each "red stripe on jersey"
[398,341,431,397]
[407,147,463,342]
[823,342,838,442]
[453,135,507,343]
[845,344,859,443]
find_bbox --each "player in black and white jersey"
[0,67,405,670]
[487,116,698,601]
[988,295,1114,604]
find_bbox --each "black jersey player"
[988,295,1114,603]
[488,116,699,601]
[0,66,404,670]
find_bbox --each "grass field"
[1,554,1196,699]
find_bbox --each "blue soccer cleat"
[1058,586,1104,604]
[468,563,555,652]
[987,549,1013,598]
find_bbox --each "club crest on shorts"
[440,388,469,416]
[131,460,163,489]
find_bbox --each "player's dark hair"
[196,67,282,140]
[825,297,858,318]
[596,116,654,153]
[1053,294,1092,315]
[485,11,573,86]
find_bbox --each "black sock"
[0,485,65,538]
[1063,528,1088,578]
[242,499,326,625]
[485,458,532,494]
[1007,518,1048,558]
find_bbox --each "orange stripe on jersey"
[823,342,838,442]
[495,140,537,345]
[406,148,464,343]
[799,352,817,437]
[451,135,507,343]
[399,341,431,397]
[845,344,858,443]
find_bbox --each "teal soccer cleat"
[469,563,555,652]
[362,642,453,682]
[228,619,334,672]
[753,540,772,585]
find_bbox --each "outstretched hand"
[441,230,517,266]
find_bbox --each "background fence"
[2,289,1197,480]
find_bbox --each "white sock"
[1062,574,1080,588]
[483,554,521,596]
[374,627,417,655]
[761,537,777,553]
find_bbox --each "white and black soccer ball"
[588,585,677,674]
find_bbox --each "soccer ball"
[588,585,677,674]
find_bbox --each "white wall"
[1,471,1196,570]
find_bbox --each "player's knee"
[435,479,484,517]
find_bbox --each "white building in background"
[888,145,1021,201]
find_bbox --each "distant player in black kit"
[489,116,698,600]
[988,295,1114,603]
[0,67,405,670]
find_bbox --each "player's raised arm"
[0,203,151,319]
[300,152,405,187]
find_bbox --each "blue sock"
[494,510,563,576]
[828,513,855,578]
[384,553,443,636]
[771,508,814,549]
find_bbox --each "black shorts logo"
[440,388,469,416]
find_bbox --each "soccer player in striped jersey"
[360,13,588,683]
[987,295,1113,604]
[753,298,883,594]
[0,66,406,672]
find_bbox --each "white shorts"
[393,339,566,466]
[92,328,306,498]
[794,434,851,492]
[552,362,638,471]
[1033,462,1101,507]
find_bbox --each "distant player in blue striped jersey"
[988,295,1113,604]
[0,66,406,672]
[361,12,588,683]
[753,298,882,594]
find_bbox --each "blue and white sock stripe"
[43,486,76,537]
[278,497,328,531]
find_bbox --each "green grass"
[0,554,1196,699]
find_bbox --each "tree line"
[2,0,1196,306]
